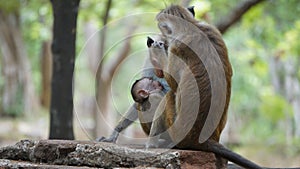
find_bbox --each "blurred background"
[0,0,300,167]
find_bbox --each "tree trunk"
[269,54,300,141]
[0,9,38,116]
[283,59,300,139]
[40,41,52,109]
[283,60,295,144]
[49,0,80,139]
[94,0,113,138]
[215,0,266,34]
[293,95,300,138]
[95,24,137,139]
[0,11,20,116]
[82,20,101,138]
[82,19,111,138]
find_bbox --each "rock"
[0,139,227,168]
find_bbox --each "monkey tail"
[199,140,263,169]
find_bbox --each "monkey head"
[156,5,196,39]
[147,36,168,78]
[131,77,163,103]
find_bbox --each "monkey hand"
[95,136,116,143]
[96,132,119,143]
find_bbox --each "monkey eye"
[158,41,164,47]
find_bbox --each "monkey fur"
[96,36,170,142]
[96,7,196,143]
[146,5,262,169]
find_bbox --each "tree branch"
[104,25,137,82]
[215,0,266,34]
[97,0,113,79]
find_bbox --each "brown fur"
[152,5,232,143]
[147,5,262,169]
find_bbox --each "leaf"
[259,92,292,123]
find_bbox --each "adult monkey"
[146,5,262,169]
[96,7,195,143]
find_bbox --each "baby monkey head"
[131,77,163,103]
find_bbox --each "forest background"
[0,0,299,167]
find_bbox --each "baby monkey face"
[138,78,163,92]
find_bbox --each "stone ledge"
[0,139,227,169]
[0,159,98,169]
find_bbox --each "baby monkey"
[97,76,168,142]
[131,77,172,146]
[130,77,171,146]
[97,36,170,143]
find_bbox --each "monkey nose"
[153,81,162,90]
[157,82,163,90]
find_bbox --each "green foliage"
[4,85,24,117]
[192,1,211,19]
[241,117,286,145]
[0,0,20,13]
[19,0,52,95]
[221,0,300,147]
[291,138,300,155]
[21,0,52,53]
[207,0,240,23]
[278,21,300,57]
[79,0,105,21]
[260,91,291,123]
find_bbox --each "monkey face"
[147,37,168,78]
[139,78,163,92]
[149,40,166,70]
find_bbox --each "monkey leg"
[96,104,138,143]
[146,92,175,148]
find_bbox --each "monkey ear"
[159,23,172,35]
[138,89,149,99]
[187,6,195,17]
[147,37,154,48]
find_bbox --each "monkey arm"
[96,104,138,143]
